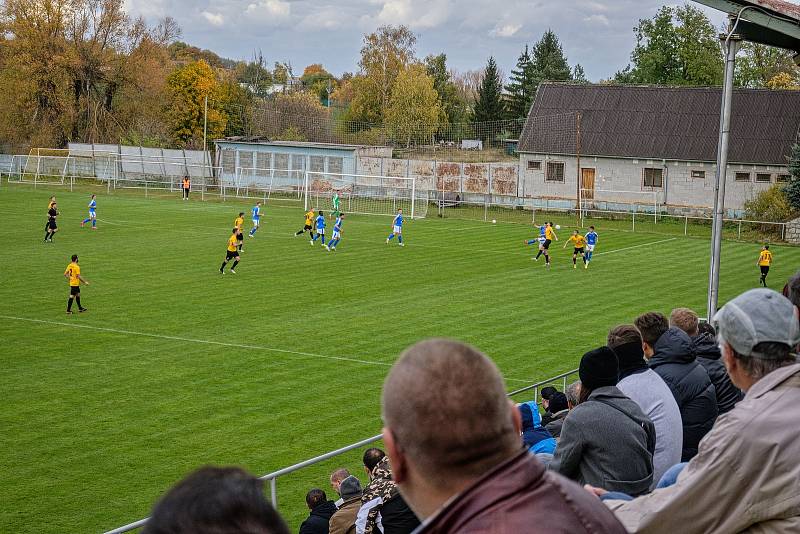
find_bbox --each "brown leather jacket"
[417,449,627,534]
[330,496,360,534]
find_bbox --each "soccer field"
[1,185,797,533]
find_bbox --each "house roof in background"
[518,83,800,165]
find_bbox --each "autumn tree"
[473,57,504,124]
[165,60,227,148]
[348,24,417,123]
[424,53,468,124]
[736,42,800,88]
[301,64,336,106]
[385,64,444,147]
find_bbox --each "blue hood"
[518,401,557,455]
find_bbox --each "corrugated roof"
[518,83,800,165]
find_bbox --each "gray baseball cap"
[713,288,800,357]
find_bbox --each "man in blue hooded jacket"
[518,401,557,455]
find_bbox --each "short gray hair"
[729,341,796,381]
[566,381,581,407]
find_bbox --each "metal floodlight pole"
[202,95,209,196]
[575,112,582,227]
[707,33,740,319]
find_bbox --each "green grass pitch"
[0,185,796,533]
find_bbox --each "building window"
[546,161,565,182]
[528,160,542,170]
[309,155,324,173]
[735,172,751,182]
[643,167,663,188]
[221,149,235,174]
[238,150,253,170]
[328,156,343,175]
[691,170,705,179]
[755,173,771,183]
[777,174,790,183]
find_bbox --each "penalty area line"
[0,315,393,368]
[593,237,677,256]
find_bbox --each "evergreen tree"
[530,30,572,102]
[784,140,800,212]
[504,45,536,119]
[473,56,504,124]
[572,64,588,83]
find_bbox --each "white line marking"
[0,315,392,368]
[594,237,677,256]
[0,315,536,384]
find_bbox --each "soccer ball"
[492,219,497,224]
[555,224,561,230]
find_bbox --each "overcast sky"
[123,0,727,81]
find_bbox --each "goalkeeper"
[331,189,341,218]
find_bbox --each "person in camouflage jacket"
[355,451,419,534]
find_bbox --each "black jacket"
[691,333,744,415]
[300,500,337,534]
[648,327,718,461]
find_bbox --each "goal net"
[304,172,428,219]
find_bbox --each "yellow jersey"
[758,250,772,266]
[65,262,81,287]
[227,235,238,252]
[569,235,586,248]
[545,226,555,240]
[305,210,314,226]
[234,217,244,230]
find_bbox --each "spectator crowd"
[139,272,800,534]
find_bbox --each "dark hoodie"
[299,500,337,534]
[648,327,718,461]
[518,401,557,454]
[691,332,744,415]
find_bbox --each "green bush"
[744,184,796,222]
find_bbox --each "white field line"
[593,237,677,256]
[0,315,535,383]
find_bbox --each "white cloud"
[299,8,349,30]
[490,24,522,38]
[362,0,451,30]
[245,0,291,21]
[584,14,610,26]
[201,11,225,27]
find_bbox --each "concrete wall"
[786,217,800,244]
[519,152,789,216]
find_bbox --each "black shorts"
[543,239,552,250]
[70,286,80,295]
[48,219,57,230]
[226,250,239,260]
[236,232,243,241]
[760,265,770,275]
[304,224,313,231]
[574,247,584,254]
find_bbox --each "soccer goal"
[303,172,428,219]
[4,149,100,188]
[233,166,305,205]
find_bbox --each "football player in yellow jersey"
[64,254,89,314]
[538,222,558,268]
[294,208,317,239]
[233,212,245,251]
[564,230,588,269]
[220,228,241,274]
[757,245,773,287]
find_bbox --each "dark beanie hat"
[540,386,558,400]
[612,341,647,375]
[548,392,568,413]
[579,346,619,390]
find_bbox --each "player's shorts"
[47,219,57,230]
[69,285,81,295]
[317,228,325,235]
[543,239,552,250]
[574,247,585,254]
[586,244,595,252]
[226,250,239,260]
[760,265,770,275]
[252,218,260,226]
[304,224,313,231]
[393,225,402,234]
[88,210,96,218]
[332,230,341,240]
[236,232,243,241]
[538,237,546,245]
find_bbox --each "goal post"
[303,171,428,219]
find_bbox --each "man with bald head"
[381,339,626,533]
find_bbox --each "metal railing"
[103,367,579,534]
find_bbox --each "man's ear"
[383,427,407,484]
[509,400,522,435]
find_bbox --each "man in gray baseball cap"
[597,288,800,533]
